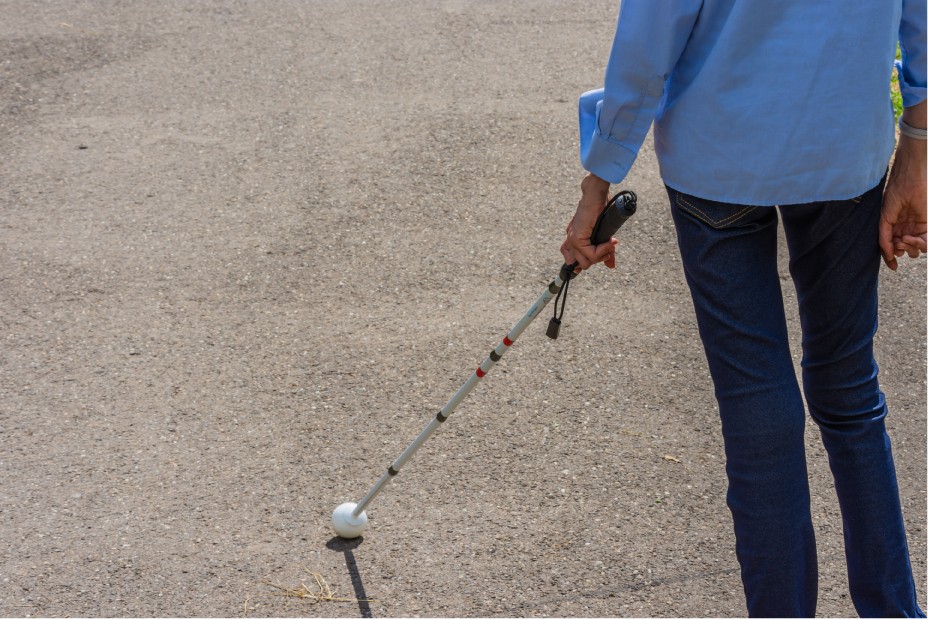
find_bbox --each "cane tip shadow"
[326,536,363,551]
[326,536,373,618]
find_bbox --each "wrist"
[899,117,928,140]
[901,100,927,130]
[581,173,610,196]
[897,131,928,166]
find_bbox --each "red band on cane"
[476,367,486,378]
[503,337,513,347]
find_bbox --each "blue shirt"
[580,0,927,206]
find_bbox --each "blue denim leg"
[780,179,924,618]
[667,187,817,617]
[667,183,924,618]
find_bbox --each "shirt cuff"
[578,89,637,184]
[897,59,927,108]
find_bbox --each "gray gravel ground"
[1,1,924,617]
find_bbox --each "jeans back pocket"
[670,189,760,230]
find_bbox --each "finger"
[898,242,921,259]
[574,251,592,270]
[878,212,897,267]
[565,234,595,269]
[564,215,575,235]
[604,249,616,269]
[590,240,616,266]
[573,240,601,268]
[560,238,574,264]
[901,234,928,253]
[895,241,913,258]
[594,239,619,269]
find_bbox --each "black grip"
[591,190,637,245]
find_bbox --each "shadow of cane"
[326,536,373,618]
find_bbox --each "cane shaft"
[351,270,570,518]
[347,190,637,521]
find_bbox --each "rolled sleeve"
[898,0,927,107]
[579,88,639,183]
[579,0,702,183]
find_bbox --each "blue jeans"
[666,180,924,618]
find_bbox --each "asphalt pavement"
[1,1,924,616]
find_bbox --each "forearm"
[882,100,927,269]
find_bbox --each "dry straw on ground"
[243,568,373,617]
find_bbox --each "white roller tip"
[332,502,368,538]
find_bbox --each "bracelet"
[898,117,927,140]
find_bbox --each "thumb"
[879,203,898,269]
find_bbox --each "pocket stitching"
[675,193,756,228]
